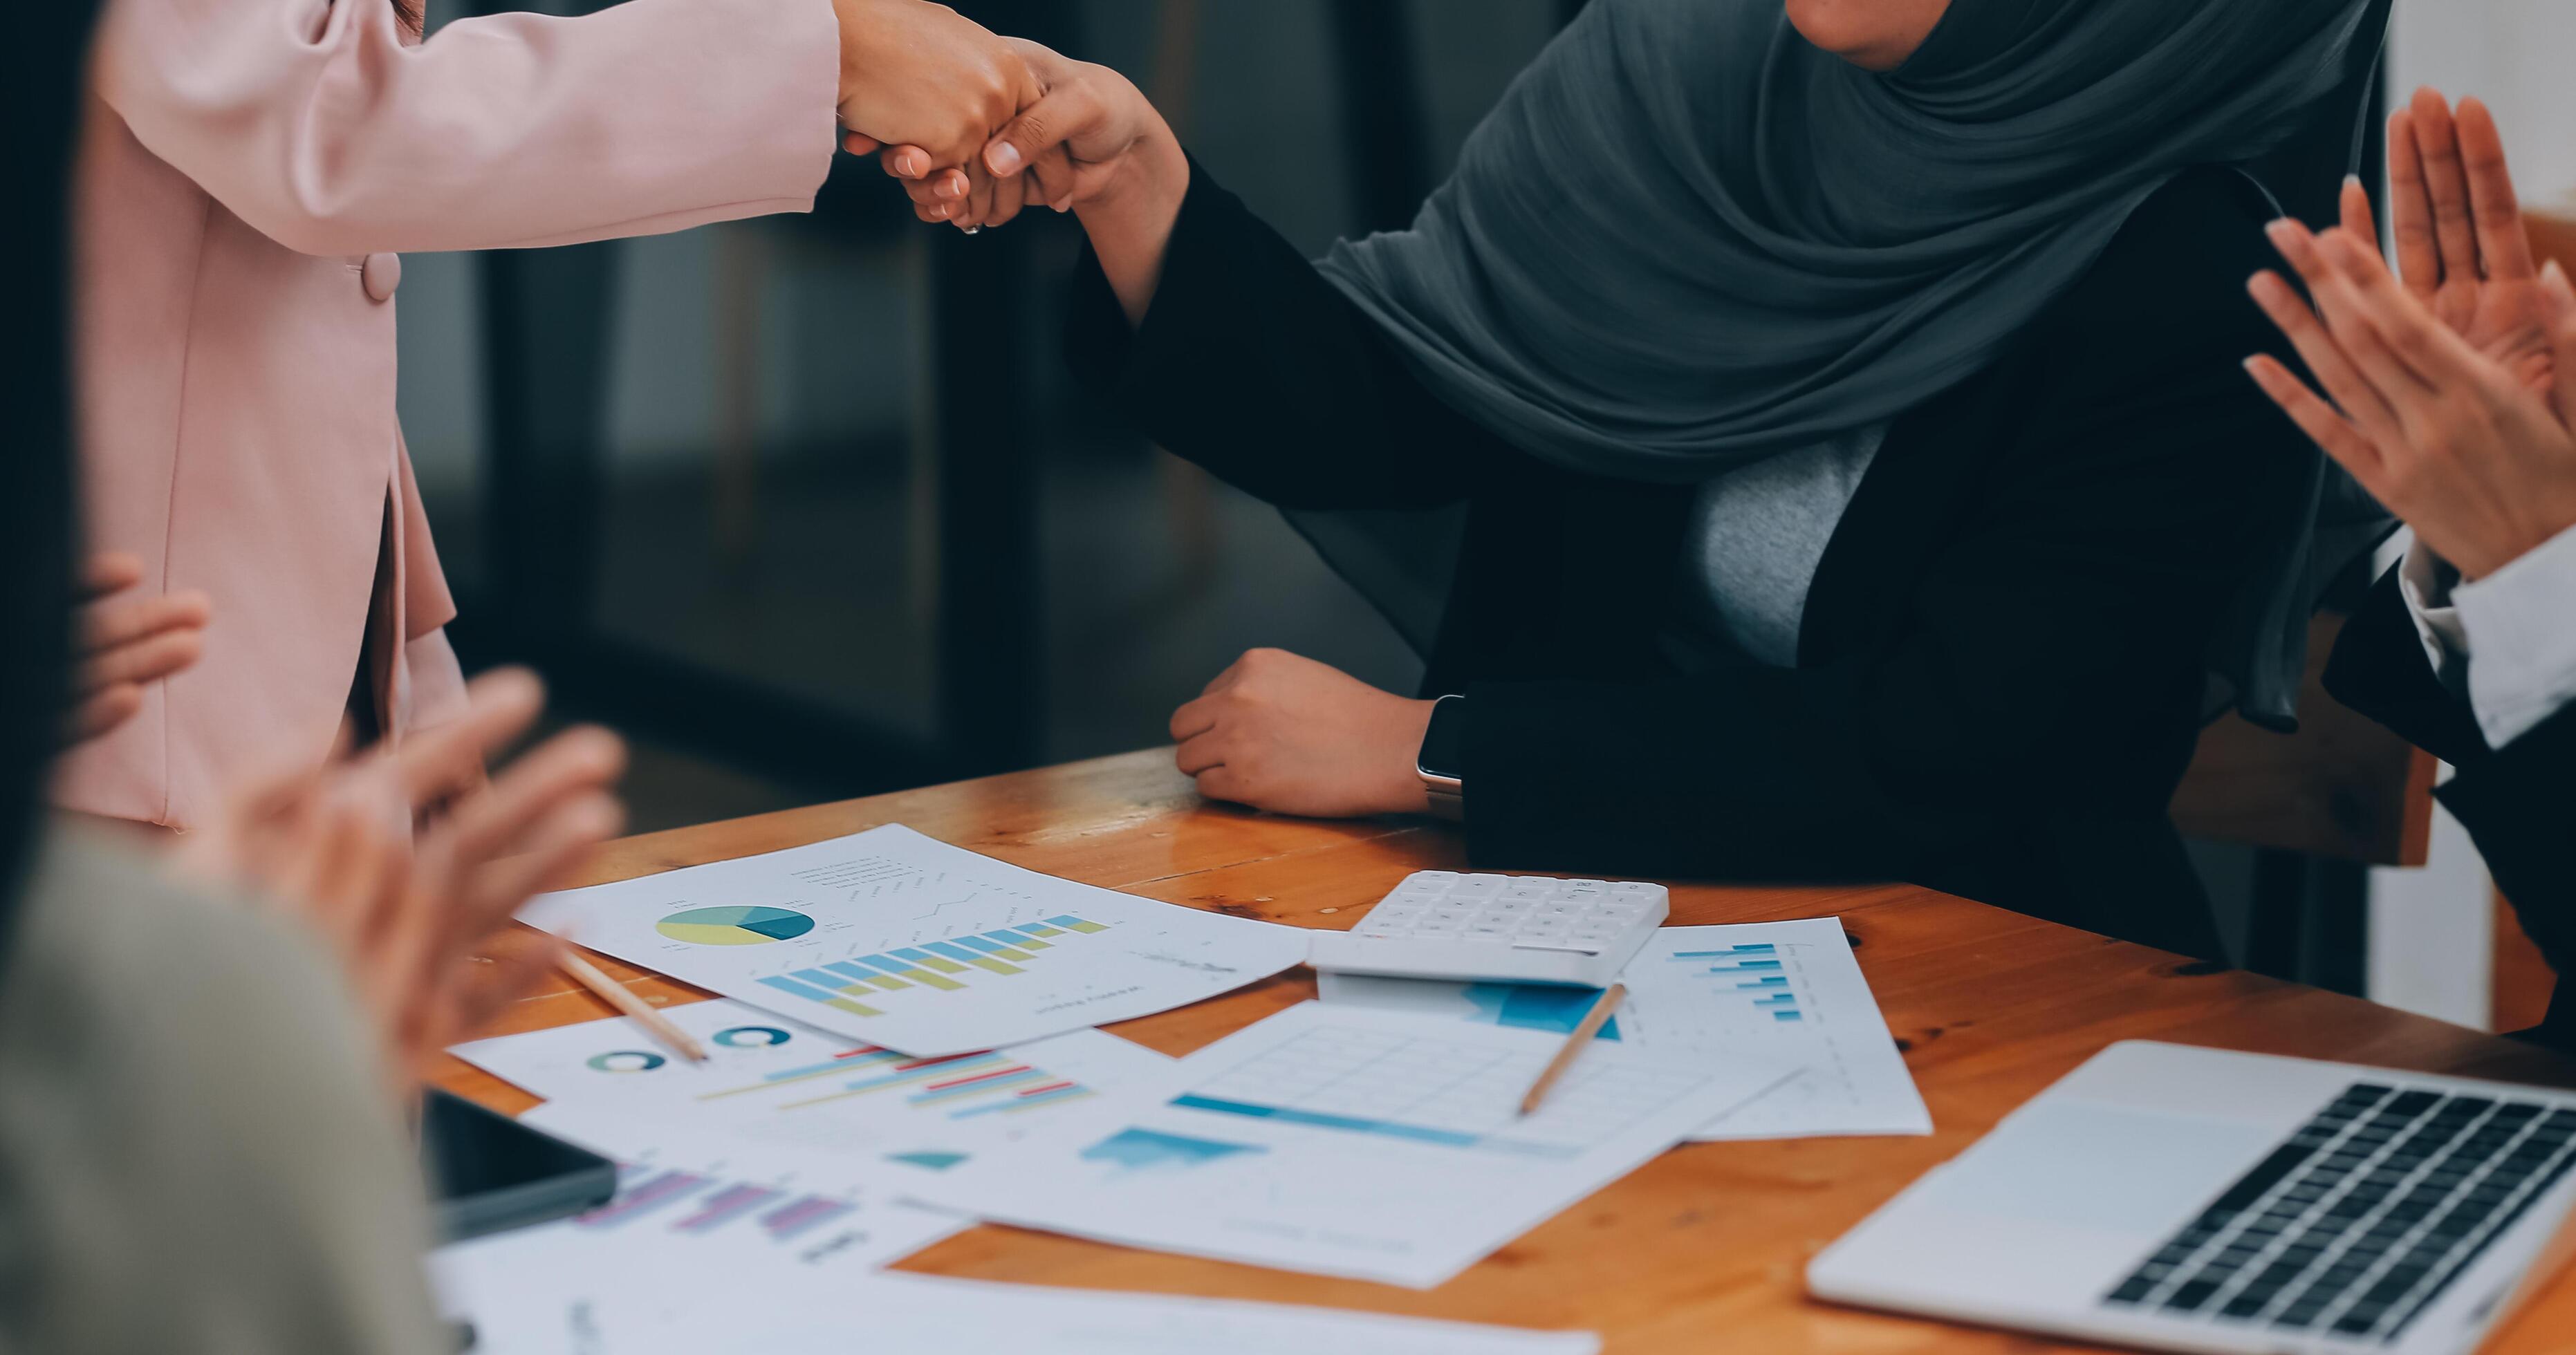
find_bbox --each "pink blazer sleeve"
[92,0,842,256]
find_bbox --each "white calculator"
[1305,870,1669,988]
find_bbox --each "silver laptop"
[1810,1041,2576,1354]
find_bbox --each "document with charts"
[519,825,1309,1056]
[1319,917,1930,1140]
[447,1223,1595,1355]
[430,1110,967,1354]
[450,998,1171,1178]
[909,1002,1789,1288]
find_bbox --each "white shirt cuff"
[2396,533,2468,684]
[2452,523,2576,748]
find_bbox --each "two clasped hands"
[829,8,1178,262]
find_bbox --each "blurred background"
[403,1,2570,1025]
[405,0,1579,826]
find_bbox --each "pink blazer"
[62,0,840,828]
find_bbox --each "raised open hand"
[2369,88,2556,393]
[178,669,626,1090]
[2248,217,2576,581]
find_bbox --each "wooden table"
[435,750,2576,1352]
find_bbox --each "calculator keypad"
[1355,871,1666,953]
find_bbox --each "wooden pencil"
[1518,982,1627,1114]
[560,952,707,1063]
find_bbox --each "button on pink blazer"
[62,0,841,828]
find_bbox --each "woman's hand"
[860,41,1187,319]
[65,551,209,746]
[2246,219,2576,581]
[830,0,1032,176]
[178,669,626,1088]
[975,41,1179,218]
[863,40,1172,226]
[2371,88,2557,393]
[1168,648,1435,819]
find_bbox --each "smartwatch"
[1416,694,1468,820]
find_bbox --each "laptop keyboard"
[2102,1081,2576,1343]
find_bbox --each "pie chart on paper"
[656,905,816,946]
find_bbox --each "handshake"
[829,0,1170,232]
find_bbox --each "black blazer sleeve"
[1064,161,1513,512]
[1459,172,2310,882]
[2328,569,2576,1047]
[2439,705,2576,1042]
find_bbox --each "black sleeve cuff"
[2436,701,2576,978]
[2322,568,2493,766]
[1060,153,1257,398]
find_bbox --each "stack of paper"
[461,828,1925,1342]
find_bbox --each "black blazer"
[2327,570,2576,1049]
[1066,162,2315,959]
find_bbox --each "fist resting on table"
[1169,648,1436,821]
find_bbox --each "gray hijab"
[1307,0,2391,728]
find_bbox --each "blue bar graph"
[759,975,841,1003]
[1170,1094,1578,1159]
[1671,944,1775,957]
[1773,1010,1804,1022]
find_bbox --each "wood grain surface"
[432,749,2576,1353]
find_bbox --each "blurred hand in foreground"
[177,669,626,1090]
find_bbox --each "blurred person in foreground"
[6,16,626,1349]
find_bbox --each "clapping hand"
[2245,91,2576,581]
[2379,89,2557,393]
[178,669,626,1090]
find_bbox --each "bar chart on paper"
[749,913,1114,1020]
[911,1002,1788,1288]
[1625,919,1929,1140]
[427,1124,968,1347]
[1319,917,1927,1140]
[1671,941,1806,1022]
[449,998,1174,1174]
[1169,1024,1714,1160]
[519,825,1308,1055]
[573,1167,858,1242]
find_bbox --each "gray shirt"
[0,828,445,1355]
[1683,424,1888,668]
